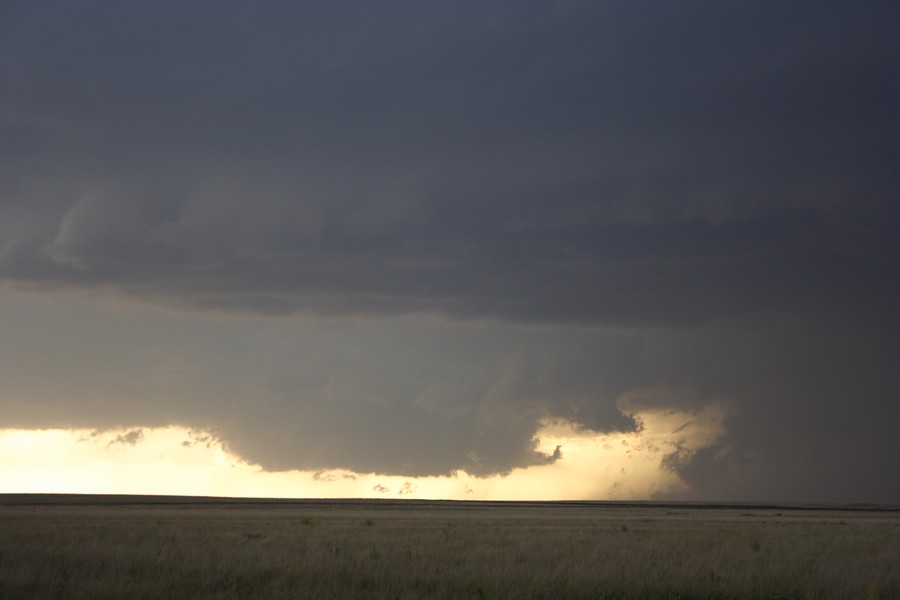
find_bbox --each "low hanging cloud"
[0,1,898,501]
[105,429,144,449]
[1,293,896,501]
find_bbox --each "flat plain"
[0,495,897,599]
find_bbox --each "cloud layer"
[3,1,897,324]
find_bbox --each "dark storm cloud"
[647,315,900,502]
[0,295,640,477]
[1,1,898,500]
[2,1,897,324]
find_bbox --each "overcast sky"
[1,1,898,502]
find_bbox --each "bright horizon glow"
[0,403,725,500]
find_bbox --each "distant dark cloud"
[312,471,356,483]
[106,429,144,448]
[0,1,898,501]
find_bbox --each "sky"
[0,1,898,503]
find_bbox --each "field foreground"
[0,495,897,599]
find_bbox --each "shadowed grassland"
[0,496,896,599]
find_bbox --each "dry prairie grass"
[0,497,896,599]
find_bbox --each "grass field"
[0,495,897,599]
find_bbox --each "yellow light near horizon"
[0,404,725,500]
